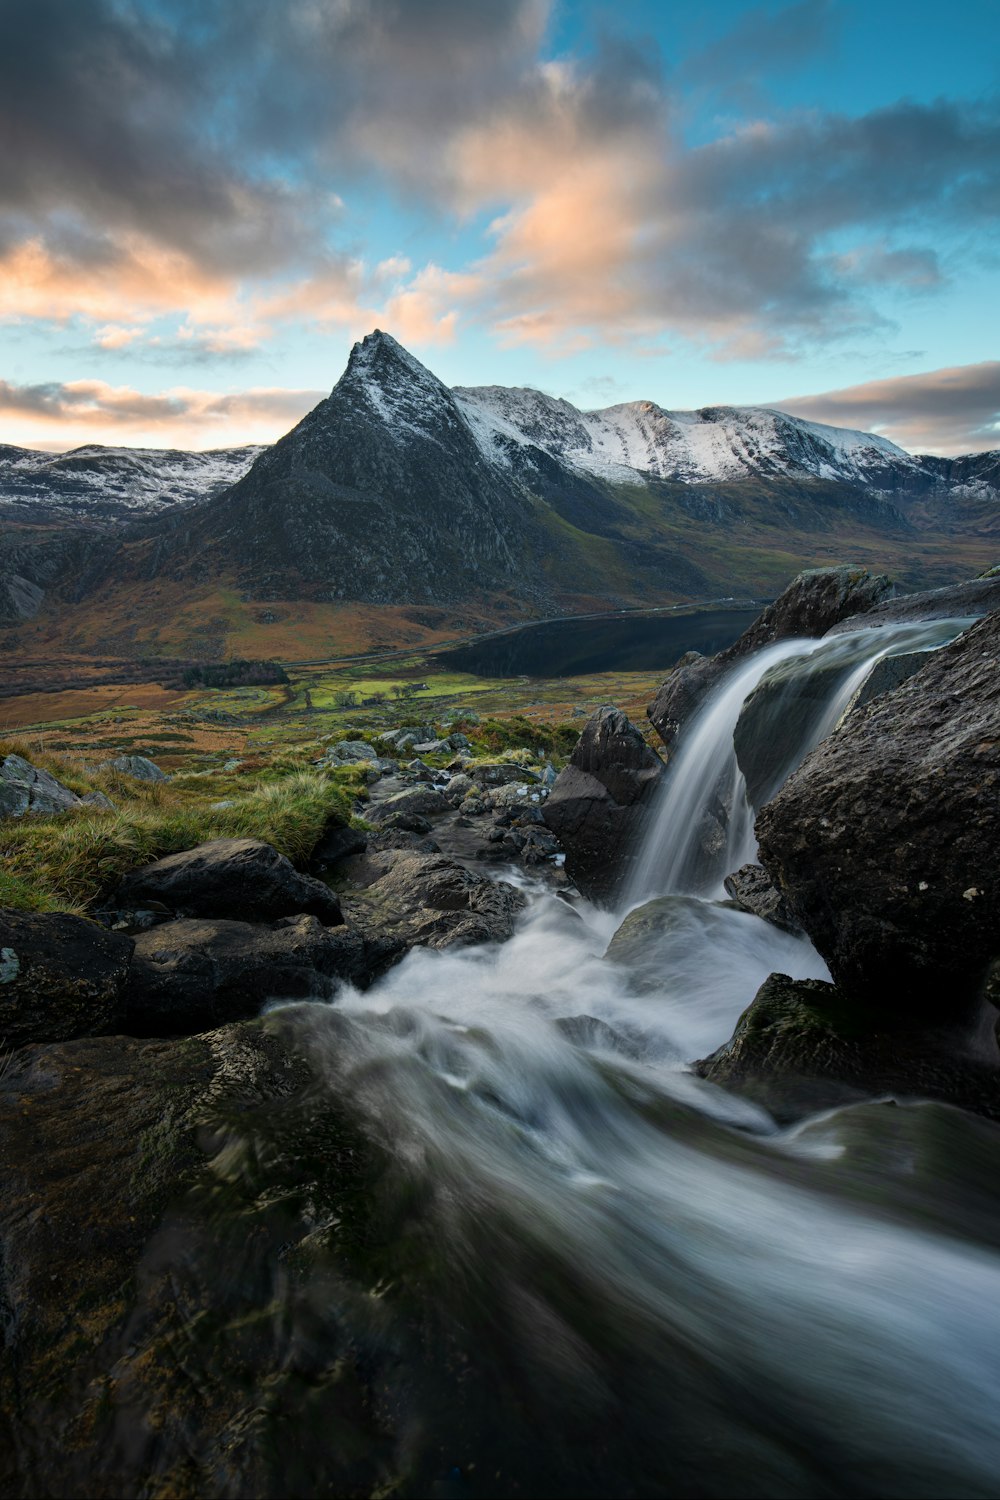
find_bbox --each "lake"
[435,605,762,677]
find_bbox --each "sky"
[0,0,998,456]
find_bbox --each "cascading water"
[240,610,1000,1498]
[626,616,974,905]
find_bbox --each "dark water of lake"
[435,607,762,678]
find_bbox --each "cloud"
[775,362,1000,454]
[680,0,841,106]
[0,376,321,449]
[0,0,997,378]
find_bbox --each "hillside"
[1,330,998,663]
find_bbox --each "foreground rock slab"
[116,837,343,924]
[0,752,85,818]
[0,910,134,1047]
[756,610,1000,1013]
[124,914,404,1034]
[543,706,664,906]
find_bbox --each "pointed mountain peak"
[336,328,456,428]
[342,328,445,390]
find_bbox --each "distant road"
[279,597,765,672]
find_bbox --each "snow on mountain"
[453,386,921,489]
[0,441,263,518]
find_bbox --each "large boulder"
[756,611,1000,1014]
[102,753,168,782]
[124,914,403,1034]
[0,752,84,818]
[366,786,452,825]
[542,706,664,906]
[323,739,379,765]
[827,573,1000,635]
[339,849,526,949]
[697,973,1000,1123]
[0,910,134,1047]
[648,567,894,753]
[116,838,343,924]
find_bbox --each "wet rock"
[0,910,133,1047]
[723,864,800,933]
[841,650,927,715]
[124,914,403,1034]
[367,786,452,825]
[0,1017,408,1499]
[697,973,1000,1124]
[102,753,169,782]
[311,822,368,867]
[116,838,343,924]
[648,567,894,753]
[444,772,474,804]
[542,706,664,906]
[340,849,526,950]
[756,611,1000,1015]
[0,752,84,818]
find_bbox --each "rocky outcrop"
[648,567,894,753]
[124,914,402,1034]
[0,911,133,1046]
[339,849,526,949]
[102,753,168,782]
[0,752,85,817]
[723,864,800,933]
[697,973,1000,1123]
[827,573,1000,634]
[116,838,343,924]
[756,611,1000,1014]
[542,707,664,905]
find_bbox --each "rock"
[490,782,542,809]
[648,567,894,753]
[469,761,537,788]
[367,827,442,855]
[411,738,451,756]
[697,973,1000,1124]
[116,838,343,924]
[80,789,115,810]
[445,772,474,804]
[367,786,452,825]
[103,754,169,782]
[311,822,368,866]
[723,864,800,933]
[841,650,928,715]
[325,739,378,764]
[447,732,471,750]
[542,706,665,906]
[124,914,403,1034]
[0,911,133,1047]
[340,850,526,950]
[0,1017,408,1499]
[0,752,83,818]
[756,611,1000,1015]
[828,574,1000,634]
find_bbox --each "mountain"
[1,330,998,657]
[0,442,262,522]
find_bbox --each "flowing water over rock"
[627,617,973,904]
[226,611,1000,1495]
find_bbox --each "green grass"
[0,741,364,914]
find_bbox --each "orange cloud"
[0,378,321,451]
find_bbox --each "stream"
[269,614,1000,1497]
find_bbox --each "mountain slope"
[2,330,998,658]
[0,442,261,522]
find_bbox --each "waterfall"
[626,616,974,908]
